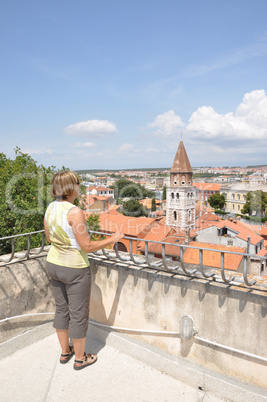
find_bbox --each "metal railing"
[91,231,267,289]
[0,230,46,264]
[0,230,267,289]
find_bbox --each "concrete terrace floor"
[0,322,266,402]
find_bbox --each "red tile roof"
[139,198,161,209]
[183,242,246,271]
[94,213,156,236]
[86,186,113,192]
[82,195,110,206]
[193,183,221,191]
[137,224,177,249]
[214,220,263,245]
[257,248,267,257]
[138,234,187,256]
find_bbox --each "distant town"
[75,140,267,281]
[76,164,267,187]
[76,164,267,216]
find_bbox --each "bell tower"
[166,140,196,230]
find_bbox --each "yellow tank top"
[45,201,89,268]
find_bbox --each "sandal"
[73,353,98,370]
[60,346,74,364]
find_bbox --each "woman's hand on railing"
[110,232,124,244]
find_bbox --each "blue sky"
[1,0,267,170]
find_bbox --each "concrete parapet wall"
[0,255,55,342]
[0,253,266,390]
[88,255,267,390]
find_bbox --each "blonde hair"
[51,171,79,200]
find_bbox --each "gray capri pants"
[46,262,91,339]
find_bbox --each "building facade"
[221,183,267,214]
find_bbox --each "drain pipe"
[1,313,267,364]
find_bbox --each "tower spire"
[171,140,192,173]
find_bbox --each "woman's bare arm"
[67,207,124,253]
[44,217,51,243]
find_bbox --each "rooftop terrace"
[0,231,267,401]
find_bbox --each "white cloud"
[73,142,95,148]
[147,110,185,137]
[64,119,118,137]
[186,90,267,140]
[118,143,136,153]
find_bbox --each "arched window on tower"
[171,192,174,199]
[188,210,191,221]
[176,193,179,199]
[174,211,177,220]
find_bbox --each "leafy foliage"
[208,193,225,210]
[241,190,267,217]
[151,198,156,212]
[86,213,101,240]
[111,179,155,199]
[162,186,166,201]
[122,199,148,217]
[0,148,57,253]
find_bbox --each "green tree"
[142,186,155,199]
[86,213,101,240]
[0,148,56,254]
[151,198,156,212]
[162,186,166,201]
[241,190,267,217]
[122,200,148,217]
[208,193,225,210]
[111,179,155,200]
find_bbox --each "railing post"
[220,251,235,284]
[199,248,215,279]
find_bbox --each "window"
[232,194,235,200]
[176,193,179,199]
[171,192,174,199]
[174,211,177,220]
[232,204,235,209]
[237,194,240,201]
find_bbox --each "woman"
[44,171,124,370]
